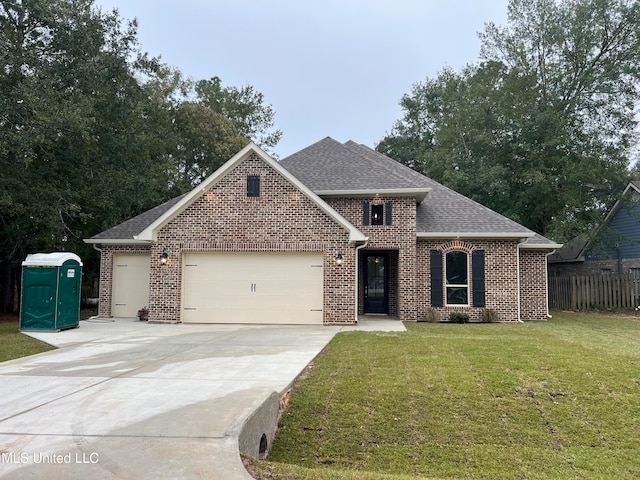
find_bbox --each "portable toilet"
[20,252,83,331]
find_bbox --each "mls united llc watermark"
[1,451,99,464]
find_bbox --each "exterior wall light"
[160,249,168,266]
[335,252,344,266]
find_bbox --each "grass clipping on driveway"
[252,312,640,479]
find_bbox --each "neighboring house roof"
[86,137,561,249]
[549,180,640,263]
[548,236,589,263]
[602,181,640,224]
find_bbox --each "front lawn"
[0,320,54,362]
[250,312,640,479]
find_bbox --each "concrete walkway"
[0,318,404,479]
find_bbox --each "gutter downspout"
[516,238,528,323]
[354,239,369,324]
[545,249,557,319]
[91,244,103,318]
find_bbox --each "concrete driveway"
[0,318,404,479]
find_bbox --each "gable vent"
[247,175,260,197]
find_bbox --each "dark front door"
[364,254,388,314]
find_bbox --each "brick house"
[85,137,561,324]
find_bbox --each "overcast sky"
[93,0,510,158]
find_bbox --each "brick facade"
[96,153,553,324]
[414,240,550,322]
[325,196,417,321]
[149,154,353,324]
[519,249,550,320]
[417,239,518,322]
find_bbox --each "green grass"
[0,321,54,362]
[0,309,96,363]
[251,312,640,479]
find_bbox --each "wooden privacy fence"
[549,274,640,311]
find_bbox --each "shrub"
[481,309,499,323]
[449,311,470,324]
[422,309,441,323]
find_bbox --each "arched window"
[430,249,485,308]
[445,250,468,305]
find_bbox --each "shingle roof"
[87,137,560,248]
[279,137,431,192]
[281,137,559,245]
[415,180,534,237]
[87,194,186,242]
[548,235,589,262]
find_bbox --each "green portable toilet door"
[57,263,81,329]
[21,267,57,329]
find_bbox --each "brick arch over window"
[437,240,474,254]
[430,242,485,308]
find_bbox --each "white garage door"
[182,252,324,324]
[112,254,150,317]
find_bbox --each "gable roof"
[549,180,640,262]
[279,137,431,201]
[86,137,561,249]
[281,137,560,247]
[86,142,367,244]
[602,180,640,224]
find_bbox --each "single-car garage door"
[112,253,150,317]
[182,252,323,324]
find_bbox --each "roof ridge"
[340,141,415,187]
[343,141,433,186]
[341,142,532,232]
[345,141,533,233]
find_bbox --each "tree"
[170,102,247,191]
[379,0,640,240]
[195,76,282,154]
[0,0,172,311]
[0,0,284,312]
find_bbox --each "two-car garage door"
[182,252,324,324]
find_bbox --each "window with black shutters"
[445,250,468,305]
[362,201,393,226]
[430,249,486,308]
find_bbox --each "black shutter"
[472,250,486,307]
[385,202,393,225]
[362,202,370,226]
[430,250,443,307]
